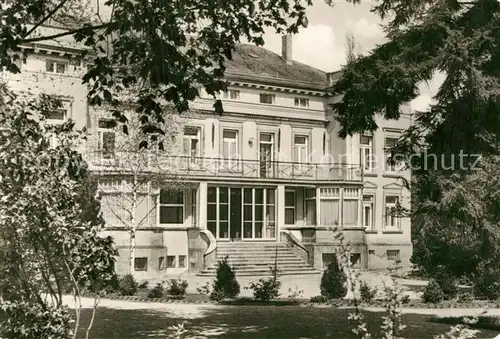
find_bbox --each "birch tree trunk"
[129,175,138,275]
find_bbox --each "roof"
[226,43,334,91]
[23,24,339,90]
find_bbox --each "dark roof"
[226,43,334,90]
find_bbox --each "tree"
[328,0,500,292]
[320,255,347,299]
[0,0,312,134]
[0,84,117,338]
[90,110,185,274]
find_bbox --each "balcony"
[85,151,363,183]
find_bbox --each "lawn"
[77,305,500,339]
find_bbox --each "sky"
[260,1,444,112]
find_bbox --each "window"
[265,189,276,238]
[387,249,400,261]
[350,253,361,268]
[183,126,200,163]
[223,90,240,100]
[305,188,317,226]
[191,188,197,227]
[222,130,239,169]
[207,187,217,237]
[97,119,116,158]
[320,188,339,226]
[293,135,308,166]
[46,60,67,74]
[360,134,374,171]
[167,255,176,268]
[178,255,187,268]
[363,195,374,229]
[368,249,375,255]
[158,257,165,270]
[259,93,275,104]
[159,189,184,224]
[294,97,309,107]
[46,109,66,123]
[134,257,148,271]
[384,195,400,228]
[343,188,359,226]
[322,253,336,270]
[385,137,399,172]
[284,190,295,225]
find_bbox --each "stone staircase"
[197,241,320,276]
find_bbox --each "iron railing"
[85,152,363,182]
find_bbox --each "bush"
[147,283,165,298]
[166,278,188,299]
[457,292,474,303]
[401,294,411,304]
[320,256,347,300]
[138,281,149,289]
[422,279,444,303]
[119,274,138,296]
[196,281,212,296]
[473,262,500,300]
[435,271,458,300]
[359,281,376,303]
[310,295,328,303]
[247,277,281,301]
[210,257,240,301]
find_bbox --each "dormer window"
[294,98,309,107]
[46,60,67,74]
[223,90,240,100]
[259,93,275,104]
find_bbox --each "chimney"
[282,35,293,65]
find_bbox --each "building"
[2,26,412,278]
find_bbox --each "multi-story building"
[2,26,412,278]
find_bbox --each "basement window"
[134,257,148,271]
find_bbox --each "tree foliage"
[0,84,117,338]
[331,0,500,292]
[0,0,312,134]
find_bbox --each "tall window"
[384,195,400,228]
[342,188,359,226]
[223,90,240,100]
[97,119,116,158]
[305,189,317,226]
[293,135,308,168]
[159,189,184,224]
[320,188,339,226]
[363,195,374,229]
[384,137,399,172]
[222,130,238,169]
[294,97,309,107]
[284,190,295,225]
[207,187,217,236]
[183,126,200,163]
[266,189,276,238]
[360,134,373,171]
[46,60,67,74]
[259,93,275,104]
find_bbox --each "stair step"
[198,270,320,277]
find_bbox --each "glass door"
[229,188,242,241]
[259,133,274,178]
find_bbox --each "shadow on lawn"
[77,306,500,339]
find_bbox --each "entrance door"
[229,188,242,241]
[259,133,274,178]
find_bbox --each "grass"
[76,305,500,339]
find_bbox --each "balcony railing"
[85,151,363,182]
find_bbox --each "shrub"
[401,294,410,304]
[119,274,138,296]
[320,256,347,299]
[196,281,212,296]
[287,286,304,300]
[435,271,458,300]
[359,281,377,303]
[138,281,149,289]
[147,283,165,298]
[247,277,281,301]
[473,262,500,300]
[310,295,328,303]
[457,292,474,303]
[166,278,188,299]
[210,257,240,301]
[422,279,444,303]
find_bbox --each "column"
[198,181,207,229]
[316,187,321,227]
[276,184,285,241]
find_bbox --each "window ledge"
[382,229,403,234]
[382,173,405,178]
[363,172,378,177]
[364,230,378,234]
